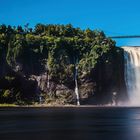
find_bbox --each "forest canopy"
[0,23,116,74]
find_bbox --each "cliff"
[0,24,127,105]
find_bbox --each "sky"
[0,0,140,46]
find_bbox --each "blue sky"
[0,0,140,46]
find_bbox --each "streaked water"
[0,107,140,140]
[123,47,140,105]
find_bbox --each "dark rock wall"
[0,47,127,105]
[79,47,127,104]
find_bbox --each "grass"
[0,104,17,107]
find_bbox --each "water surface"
[0,107,140,140]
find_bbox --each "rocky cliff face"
[0,47,127,105]
[76,47,127,105]
[89,47,127,104]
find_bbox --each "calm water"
[0,107,140,140]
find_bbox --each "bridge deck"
[110,36,140,38]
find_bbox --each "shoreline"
[0,104,140,108]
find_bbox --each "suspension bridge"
[110,35,140,39]
[108,35,140,46]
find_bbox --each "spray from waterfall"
[123,47,140,106]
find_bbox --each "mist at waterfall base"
[122,47,140,106]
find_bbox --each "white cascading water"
[123,47,140,105]
[45,60,50,89]
[75,66,80,105]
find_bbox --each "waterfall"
[45,60,50,89]
[75,65,80,105]
[123,47,140,105]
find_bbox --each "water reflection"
[126,108,140,139]
[0,107,140,140]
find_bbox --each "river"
[0,107,140,140]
